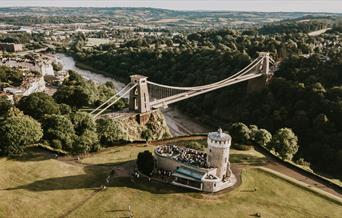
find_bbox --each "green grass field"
[0,143,341,218]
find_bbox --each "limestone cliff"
[115,110,171,141]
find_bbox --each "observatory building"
[154,129,236,192]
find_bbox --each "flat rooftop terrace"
[155,144,209,168]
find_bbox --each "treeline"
[0,32,46,50]
[0,16,93,25]
[0,32,45,44]
[259,20,331,34]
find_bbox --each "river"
[55,53,125,89]
[53,53,211,136]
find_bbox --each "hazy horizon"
[0,0,341,13]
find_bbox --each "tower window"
[225,157,227,163]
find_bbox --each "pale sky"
[0,0,341,13]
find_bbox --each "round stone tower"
[207,128,232,179]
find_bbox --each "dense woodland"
[0,16,94,25]
[0,70,127,155]
[0,32,46,50]
[71,23,342,177]
[259,18,333,34]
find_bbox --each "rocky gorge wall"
[114,110,171,141]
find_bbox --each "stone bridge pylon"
[129,75,151,113]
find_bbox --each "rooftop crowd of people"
[156,144,208,168]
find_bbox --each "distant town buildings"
[0,43,23,52]
[0,54,65,100]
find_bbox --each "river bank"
[54,53,125,89]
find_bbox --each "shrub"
[0,96,12,116]
[232,143,252,151]
[186,141,205,151]
[229,122,251,144]
[136,150,155,176]
[271,128,299,160]
[254,129,272,147]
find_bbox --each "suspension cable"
[92,83,136,118]
[90,82,133,115]
[146,56,264,91]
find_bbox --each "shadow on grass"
[4,159,195,195]
[230,154,269,166]
[7,147,58,162]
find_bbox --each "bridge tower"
[247,52,273,93]
[129,75,151,113]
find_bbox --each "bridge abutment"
[136,112,151,125]
[247,52,273,93]
[247,74,268,93]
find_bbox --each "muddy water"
[55,53,125,89]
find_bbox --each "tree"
[313,114,331,130]
[0,111,43,155]
[0,65,23,87]
[73,130,100,154]
[53,84,97,108]
[42,114,76,150]
[59,103,72,115]
[271,128,299,160]
[254,129,272,147]
[97,83,115,105]
[136,150,155,176]
[70,111,99,154]
[52,62,63,71]
[0,96,12,116]
[229,122,251,144]
[96,119,128,145]
[18,92,60,120]
[96,83,126,109]
[69,111,96,135]
[53,71,98,108]
[249,124,259,142]
[141,128,153,142]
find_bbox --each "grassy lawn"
[0,143,341,218]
